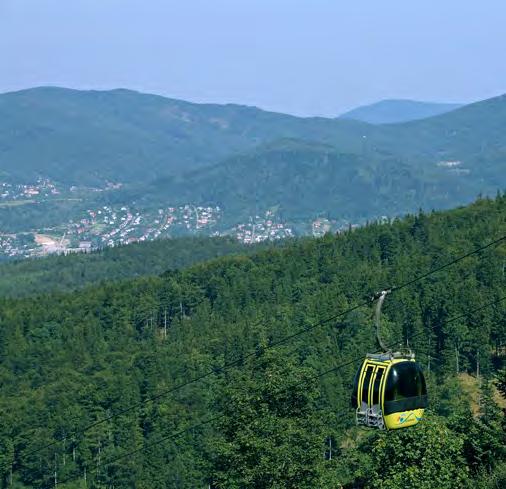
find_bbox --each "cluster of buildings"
[0,234,34,258]
[437,160,471,176]
[0,178,60,200]
[234,212,294,244]
[0,179,313,259]
[60,204,223,250]
[312,218,332,237]
[0,201,299,258]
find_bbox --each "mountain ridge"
[1,87,506,240]
[140,136,495,226]
[2,87,505,188]
[0,86,369,185]
[339,98,463,124]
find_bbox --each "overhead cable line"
[53,295,506,488]
[389,234,506,294]
[21,234,506,459]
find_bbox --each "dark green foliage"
[145,136,504,226]
[209,349,332,488]
[148,139,428,224]
[366,415,470,489]
[0,196,505,487]
[0,237,260,298]
[496,368,506,399]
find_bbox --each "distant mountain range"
[141,94,506,222]
[143,139,422,224]
[339,99,463,124]
[1,87,505,228]
[0,87,365,185]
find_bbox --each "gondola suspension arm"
[373,289,391,352]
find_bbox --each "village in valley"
[0,178,303,259]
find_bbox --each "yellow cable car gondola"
[351,290,428,429]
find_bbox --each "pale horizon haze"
[1,0,505,116]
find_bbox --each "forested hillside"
[1,88,505,251]
[1,87,505,193]
[0,237,257,298]
[0,196,505,488]
[146,137,498,225]
[0,87,365,185]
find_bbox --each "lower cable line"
[22,233,506,461]
[51,294,506,488]
[21,235,506,464]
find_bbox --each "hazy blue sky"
[1,0,505,116]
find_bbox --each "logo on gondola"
[397,411,423,424]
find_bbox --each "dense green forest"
[0,196,505,488]
[0,237,259,298]
[144,138,495,225]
